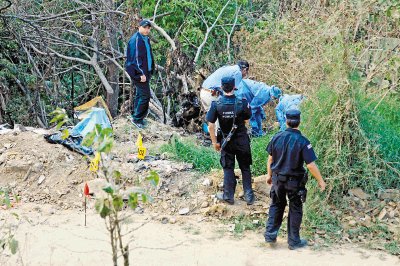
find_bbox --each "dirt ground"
[1,119,399,265]
[1,203,400,266]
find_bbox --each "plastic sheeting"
[70,107,111,138]
[45,107,112,156]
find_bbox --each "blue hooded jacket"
[275,94,304,131]
[125,32,155,81]
[202,65,243,89]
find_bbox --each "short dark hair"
[237,60,249,70]
[222,83,234,93]
[286,118,300,128]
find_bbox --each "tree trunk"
[105,0,120,118]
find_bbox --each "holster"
[297,172,309,203]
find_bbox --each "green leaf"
[61,129,70,140]
[56,119,69,130]
[141,194,147,203]
[112,195,123,211]
[98,136,114,153]
[128,193,138,209]
[82,130,96,147]
[100,128,113,137]
[146,170,160,187]
[95,124,103,134]
[113,171,122,183]
[50,113,65,124]
[9,238,18,255]
[102,186,114,194]
[100,204,110,218]
[4,189,10,208]
[95,199,111,218]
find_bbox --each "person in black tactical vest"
[206,77,255,205]
[264,109,326,250]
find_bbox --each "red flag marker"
[84,183,90,197]
[83,183,89,226]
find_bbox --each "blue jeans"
[132,81,150,124]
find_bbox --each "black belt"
[273,173,301,181]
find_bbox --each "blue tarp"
[70,107,111,137]
[45,107,112,155]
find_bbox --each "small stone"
[201,201,209,208]
[252,220,259,225]
[218,182,224,189]
[178,207,190,215]
[38,175,46,185]
[162,202,169,210]
[378,208,387,221]
[202,178,212,186]
[227,224,235,232]
[359,200,366,208]
[14,124,27,132]
[161,217,169,224]
[378,189,400,201]
[31,163,43,173]
[348,220,357,226]
[169,217,177,224]
[349,188,370,200]
[4,143,15,149]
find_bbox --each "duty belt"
[273,173,302,181]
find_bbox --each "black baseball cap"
[221,77,235,92]
[139,20,152,27]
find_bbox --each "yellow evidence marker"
[136,133,147,160]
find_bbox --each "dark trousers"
[132,81,150,124]
[264,175,303,246]
[220,133,254,201]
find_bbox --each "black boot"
[288,239,308,250]
[216,191,234,205]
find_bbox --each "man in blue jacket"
[125,20,155,129]
[236,79,282,137]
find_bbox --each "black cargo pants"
[264,174,303,246]
[220,132,254,201]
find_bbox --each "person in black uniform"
[206,77,255,205]
[264,109,326,250]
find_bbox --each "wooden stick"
[84,197,87,226]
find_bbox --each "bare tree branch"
[194,0,232,64]
[0,0,11,13]
[150,21,177,51]
[153,0,162,21]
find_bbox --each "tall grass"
[160,133,274,176]
[160,136,220,173]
